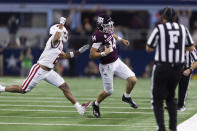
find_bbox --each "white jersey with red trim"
[38,35,64,69]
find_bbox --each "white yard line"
[0,100,150,105]
[0,99,67,103]
[177,114,197,131]
[0,109,154,114]
[0,104,193,112]
[0,96,148,102]
[0,115,156,121]
[0,122,130,127]
[0,104,152,109]
[0,122,157,127]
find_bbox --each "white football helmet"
[49,24,68,42]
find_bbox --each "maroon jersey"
[92,29,118,64]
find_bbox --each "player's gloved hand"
[79,44,90,53]
[60,17,66,25]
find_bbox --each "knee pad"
[104,83,113,95]
[105,89,113,95]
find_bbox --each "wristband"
[189,68,193,74]
[69,52,74,58]
[101,52,106,57]
[117,36,122,41]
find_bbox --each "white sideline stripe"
[0,109,154,114]
[0,122,157,127]
[177,114,197,131]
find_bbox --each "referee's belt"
[154,62,184,68]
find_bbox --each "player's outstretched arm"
[52,17,66,47]
[113,34,130,46]
[60,44,90,59]
[89,46,111,59]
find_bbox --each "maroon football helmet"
[96,14,114,34]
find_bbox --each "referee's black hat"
[162,7,177,22]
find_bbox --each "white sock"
[95,101,99,106]
[124,92,130,98]
[0,85,5,92]
[74,102,81,110]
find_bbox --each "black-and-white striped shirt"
[147,22,194,64]
[185,50,197,68]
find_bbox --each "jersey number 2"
[169,31,180,49]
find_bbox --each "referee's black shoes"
[92,101,101,118]
[170,129,177,131]
[177,106,186,112]
[122,95,138,109]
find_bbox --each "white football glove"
[60,17,66,25]
[79,44,90,53]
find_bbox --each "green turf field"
[0,77,196,131]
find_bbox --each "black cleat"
[122,95,138,109]
[92,101,101,118]
[177,106,186,112]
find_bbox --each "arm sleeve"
[147,27,159,48]
[191,49,197,61]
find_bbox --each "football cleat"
[77,101,91,115]
[92,101,101,118]
[82,101,91,110]
[0,84,5,93]
[122,95,138,109]
[177,106,186,112]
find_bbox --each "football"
[97,44,108,52]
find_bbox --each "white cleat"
[77,107,85,115]
[0,84,5,93]
[77,101,91,115]
[178,106,186,112]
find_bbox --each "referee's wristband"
[101,52,106,57]
[189,68,193,74]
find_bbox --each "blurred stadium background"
[1,0,197,77]
[0,0,197,131]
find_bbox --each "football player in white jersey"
[0,17,90,115]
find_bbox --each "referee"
[178,50,197,111]
[146,7,195,131]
